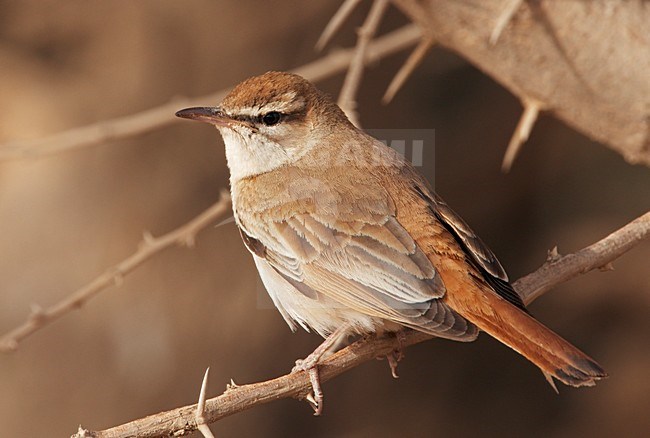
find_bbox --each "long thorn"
[316,0,363,51]
[196,367,215,438]
[490,0,523,45]
[382,36,435,104]
[502,98,542,172]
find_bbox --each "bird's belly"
[253,255,385,337]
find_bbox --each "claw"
[305,392,318,409]
[308,367,324,416]
[292,361,324,415]
[384,331,406,378]
[387,352,400,379]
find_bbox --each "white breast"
[252,255,381,338]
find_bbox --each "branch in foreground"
[0,191,232,353]
[0,24,419,161]
[73,211,650,438]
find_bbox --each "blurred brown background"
[1,1,649,437]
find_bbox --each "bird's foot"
[291,324,351,416]
[292,361,324,415]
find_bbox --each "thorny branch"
[0,191,232,353]
[515,211,650,305]
[337,0,389,126]
[72,211,650,438]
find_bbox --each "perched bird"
[176,71,606,414]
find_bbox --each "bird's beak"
[175,106,232,127]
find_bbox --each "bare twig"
[382,35,435,104]
[501,98,543,172]
[515,211,650,305]
[0,95,222,162]
[71,211,650,438]
[490,0,524,45]
[0,24,420,162]
[299,23,419,86]
[0,191,232,353]
[315,0,363,51]
[337,0,390,126]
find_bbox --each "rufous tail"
[448,288,607,389]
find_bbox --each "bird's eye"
[261,111,282,126]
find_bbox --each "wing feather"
[411,182,527,311]
[240,208,476,340]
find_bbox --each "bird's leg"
[292,323,352,416]
[292,326,349,370]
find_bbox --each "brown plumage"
[176,71,606,391]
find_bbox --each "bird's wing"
[411,181,527,311]
[238,186,477,341]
